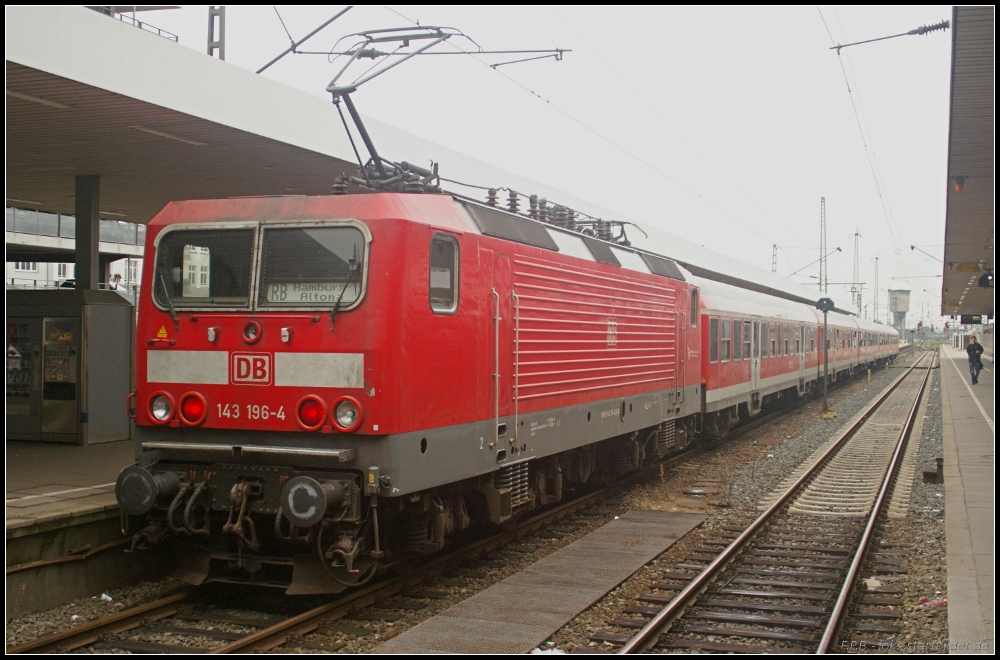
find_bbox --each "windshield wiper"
[330,246,361,329]
[157,262,180,331]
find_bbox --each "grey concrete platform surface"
[6,439,134,531]
[940,344,994,653]
[5,438,175,618]
[375,509,705,654]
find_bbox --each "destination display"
[264,282,360,304]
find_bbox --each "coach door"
[751,319,761,411]
[492,253,515,443]
[830,328,844,382]
[797,324,806,394]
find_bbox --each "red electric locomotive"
[116,191,897,593]
[117,192,706,593]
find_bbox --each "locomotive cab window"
[259,225,367,309]
[430,234,459,313]
[154,228,255,308]
[690,289,699,327]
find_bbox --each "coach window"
[761,322,768,358]
[709,317,719,363]
[430,234,459,313]
[733,319,742,361]
[770,323,777,357]
[743,320,752,360]
[690,289,699,327]
[784,326,790,356]
[720,318,731,362]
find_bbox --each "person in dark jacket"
[966,335,985,385]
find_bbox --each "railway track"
[8,448,698,654]
[582,350,933,653]
[7,357,901,654]
[5,404,794,655]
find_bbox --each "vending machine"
[6,290,132,444]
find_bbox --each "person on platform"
[965,335,985,385]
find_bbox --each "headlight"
[243,320,261,343]
[149,392,174,424]
[331,396,362,432]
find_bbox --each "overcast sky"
[143,5,953,327]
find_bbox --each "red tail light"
[296,395,326,431]
[180,392,208,425]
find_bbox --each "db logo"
[231,352,272,385]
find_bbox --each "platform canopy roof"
[6,6,852,311]
[940,6,995,318]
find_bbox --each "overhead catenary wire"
[833,8,910,262]
[272,6,295,44]
[554,8,810,245]
[817,8,904,256]
[257,6,354,74]
[383,5,780,246]
[816,8,946,290]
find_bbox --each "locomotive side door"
[492,253,514,441]
[676,311,685,405]
[751,319,761,411]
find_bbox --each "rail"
[620,350,930,653]
[6,592,190,654]
[817,350,934,651]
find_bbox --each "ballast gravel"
[548,353,933,653]
[4,579,185,648]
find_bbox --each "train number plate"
[217,403,285,421]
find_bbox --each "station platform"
[6,439,134,532]
[939,344,994,652]
[5,438,164,618]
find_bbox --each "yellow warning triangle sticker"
[157,326,168,338]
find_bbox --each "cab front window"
[258,226,366,308]
[154,228,255,308]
